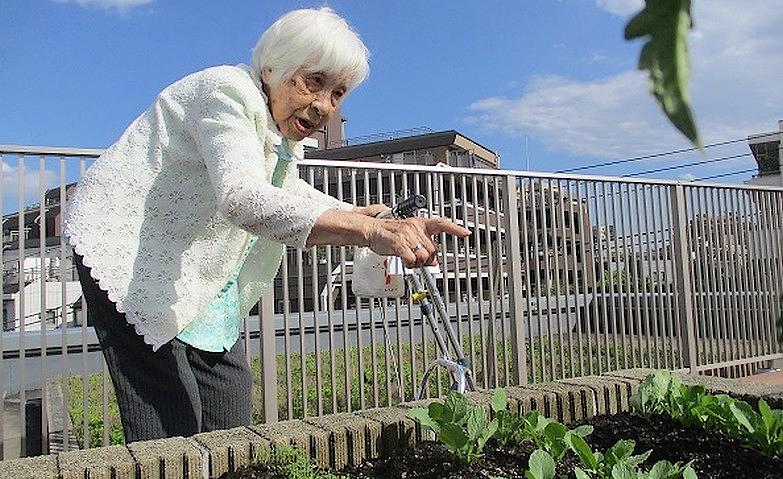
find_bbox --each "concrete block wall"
[2,369,781,479]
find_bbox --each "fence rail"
[1,145,781,460]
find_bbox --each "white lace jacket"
[63,64,351,350]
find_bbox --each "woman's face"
[263,68,347,141]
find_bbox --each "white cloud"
[467,1,783,161]
[2,160,60,210]
[53,0,153,11]
[595,0,643,17]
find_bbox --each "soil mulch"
[580,412,783,479]
[221,412,783,479]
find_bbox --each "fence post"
[502,174,528,385]
[259,286,278,423]
[669,184,698,372]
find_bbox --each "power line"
[556,137,748,173]
[694,168,757,181]
[622,153,751,177]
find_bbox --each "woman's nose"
[311,91,336,117]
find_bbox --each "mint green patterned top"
[176,142,293,351]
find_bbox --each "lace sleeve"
[189,79,333,250]
[287,177,355,211]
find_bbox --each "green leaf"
[759,399,774,431]
[526,449,555,479]
[627,450,652,468]
[428,402,446,422]
[624,0,671,40]
[484,418,499,442]
[611,463,634,479]
[535,415,553,433]
[625,0,700,148]
[439,422,469,453]
[574,468,592,479]
[566,432,597,470]
[572,425,594,438]
[409,408,439,433]
[607,439,636,463]
[544,422,567,443]
[491,388,508,413]
[466,408,488,441]
[446,392,468,423]
[646,460,675,479]
[729,402,755,433]
[683,465,698,479]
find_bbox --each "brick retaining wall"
[2,368,781,479]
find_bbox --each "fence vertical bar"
[0,154,4,460]
[336,169,352,411]
[614,183,632,368]
[742,191,765,362]
[58,156,71,451]
[567,181,585,376]
[17,154,28,456]
[462,175,480,387]
[492,177,511,385]
[540,180,556,380]
[693,188,714,366]
[36,155,50,453]
[482,176,500,386]
[468,175,492,388]
[715,188,736,366]
[592,182,610,373]
[528,179,545,381]
[756,191,777,358]
[260,285,278,423]
[502,174,528,385]
[727,189,750,363]
[670,184,697,372]
[519,179,535,381]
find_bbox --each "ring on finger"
[411,243,424,253]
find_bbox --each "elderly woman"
[63,7,469,443]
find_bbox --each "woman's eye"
[305,75,324,91]
[333,90,345,100]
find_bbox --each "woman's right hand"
[365,217,470,268]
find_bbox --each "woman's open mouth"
[295,117,316,135]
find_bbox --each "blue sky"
[1,0,781,189]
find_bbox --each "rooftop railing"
[1,144,781,460]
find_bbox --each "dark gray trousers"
[74,253,252,443]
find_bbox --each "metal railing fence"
[0,145,781,459]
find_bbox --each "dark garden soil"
[580,412,783,479]
[221,412,783,479]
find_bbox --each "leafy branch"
[625,0,701,148]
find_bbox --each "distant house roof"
[305,130,498,164]
[44,182,77,204]
[748,130,780,176]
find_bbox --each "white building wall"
[8,279,82,330]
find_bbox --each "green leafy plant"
[525,449,556,479]
[633,370,783,459]
[514,409,593,461]
[564,435,696,479]
[490,388,524,447]
[752,399,783,457]
[252,445,345,479]
[488,388,593,458]
[625,0,700,148]
[409,391,498,464]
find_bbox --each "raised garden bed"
[3,368,782,479]
[222,370,783,479]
